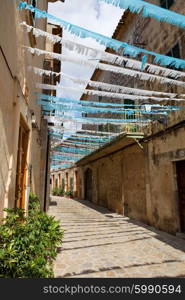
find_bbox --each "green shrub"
[28,193,40,210]
[52,187,64,196]
[65,190,73,197]
[52,187,60,196]
[0,200,64,278]
[58,187,64,196]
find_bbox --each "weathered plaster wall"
[0,0,49,216]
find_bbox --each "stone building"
[51,0,185,235]
[0,0,64,217]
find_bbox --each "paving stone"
[48,196,185,278]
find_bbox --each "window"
[70,178,74,192]
[167,42,181,59]
[166,42,182,71]
[31,0,37,22]
[62,178,65,190]
[124,99,135,119]
[160,0,174,9]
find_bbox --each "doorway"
[15,118,29,209]
[84,168,93,202]
[176,160,185,232]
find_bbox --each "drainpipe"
[44,134,50,212]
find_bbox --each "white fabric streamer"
[24,47,185,88]
[60,72,180,98]
[28,66,60,77]
[30,66,183,98]
[37,83,185,102]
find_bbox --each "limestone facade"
[0,0,54,216]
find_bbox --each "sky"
[48,0,123,132]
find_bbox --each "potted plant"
[65,190,73,198]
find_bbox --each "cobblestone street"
[49,196,185,278]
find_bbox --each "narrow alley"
[49,196,185,278]
[2,0,185,286]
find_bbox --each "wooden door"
[176,160,185,232]
[84,168,93,202]
[15,119,29,209]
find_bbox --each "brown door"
[15,119,29,209]
[84,168,93,202]
[176,160,185,232]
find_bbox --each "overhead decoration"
[22,22,185,80]
[28,66,60,77]
[18,2,185,69]
[50,130,112,142]
[37,93,182,110]
[50,130,111,140]
[53,147,91,155]
[40,101,169,116]
[17,2,185,171]
[37,83,185,101]
[49,111,151,125]
[57,72,181,98]
[31,67,182,98]
[99,0,185,29]
[25,47,185,88]
[51,164,72,170]
[51,155,80,162]
[63,136,113,143]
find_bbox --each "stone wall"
[0,0,49,216]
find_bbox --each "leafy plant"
[28,193,40,210]
[0,199,64,278]
[52,187,60,196]
[65,190,73,197]
[52,187,64,196]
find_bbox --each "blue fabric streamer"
[51,155,80,161]
[50,131,111,140]
[54,147,92,155]
[36,93,181,110]
[63,136,110,143]
[40,102,168,116]
[46,111,151,124]
[51,163,72,169]
[49,132,108,145]
[100,0,185,30]
[50,131,109,142]
[141,55,148,71]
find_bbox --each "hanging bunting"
[49,132,107,144]
[37,93,182,109]
[51,164,73,170]
[28,66,60,77]
[50,130,111,140]
[141,55,148,71]
[99,0,185,29]
[30,65,185,99]
[57,72,180,98]
[47,110,151,125]
[53,147,91,155]
[52,150,84,157]
[21,22,185,80]
[37,82,185,101]
[51,155,80,161]
[63,136,112,143]
[25,46,185,88]
[18,2,185,69]
[31,66,182,97]
[40,101,169,116]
